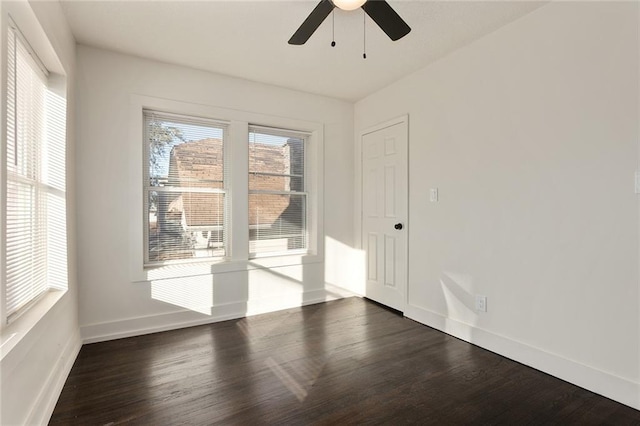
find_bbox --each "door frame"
[355,115,409,310]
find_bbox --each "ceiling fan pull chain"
[331,9,336,47]
[363,9,367,59]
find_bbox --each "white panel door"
[361,120,408,312]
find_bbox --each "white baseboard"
[81,286,353,344]
[404,304,640,411]
[81,301,248,344]
[26,329,82,426]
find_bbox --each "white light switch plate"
[635,172,640,194]
[475,295,487,312]
[430,188,438,202]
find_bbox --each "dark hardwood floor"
[50,297,640,425]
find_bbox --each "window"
[2,22,68,323]
[133,97,322,279]
[249,126,307,257]
[143,110,228,265]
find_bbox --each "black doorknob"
[394,223,403,230]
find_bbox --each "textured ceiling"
[60,0,546,101]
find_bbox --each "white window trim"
[0,2,68,348]
[129,95,324,283]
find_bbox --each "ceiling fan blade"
[288,0,335,45]
[362,0,411,41]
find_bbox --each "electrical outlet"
[475,295,487,312]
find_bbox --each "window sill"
[0,289,66,361]
[135,253,323,283]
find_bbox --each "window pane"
[248,174,303,193]
[248,127,307,257]
[249,193,306,255]
[144,111,227,264]
[146,113,224,188]
[5,180,47,314]
[148,190,225,262]
[249,132,304,192]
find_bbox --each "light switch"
[430,188,439,202]
[475,295,487,312]
[636,172,640,194]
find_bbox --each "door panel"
[384,235,396,287]
[367,233,378,281]
[385,165,396,217]
[361,120,407,311]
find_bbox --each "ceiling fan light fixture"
[332,0,366,11]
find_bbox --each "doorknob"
[394,223,403,230]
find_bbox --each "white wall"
[355,2,639,409]
[75,46,355,342]
[0,1,80,425]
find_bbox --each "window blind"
[143,110,228,265]
[248,126,307,256]
[5,25,61,319]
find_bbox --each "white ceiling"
[60,0,546,101]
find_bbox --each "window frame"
[142,109,230,267]
[129,95,324,283]
[5,22,50,321]
[248,125,310,258]
[0,9,69,330]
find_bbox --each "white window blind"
[248,126,307,257]
[144,110,228,265]
[4,24,68,321]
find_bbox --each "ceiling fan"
[288,0,411,45]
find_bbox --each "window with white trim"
[143,110,228,265]
[249,126,307,257]
[2,22,68,324]
[136,100,320,277]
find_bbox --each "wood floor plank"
[50,297,640,425]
